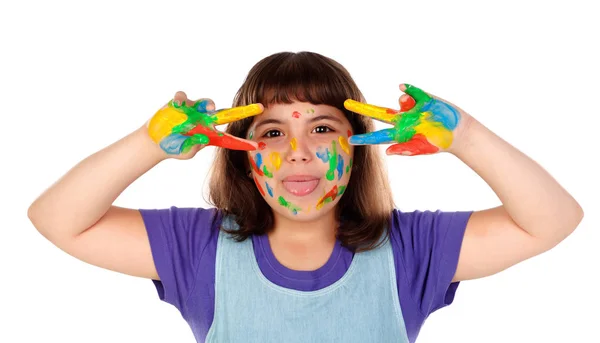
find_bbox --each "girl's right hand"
[146,91,264,160]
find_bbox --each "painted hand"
[147,92,263,155]
[344,84,464,156]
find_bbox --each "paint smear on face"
[346,158,353,174]
[316,185,347,210]
[290,137,297,151]
[306,108,315,114]
[336,155,344,181]
[255,153,263,169]
[265,182,273,197]
[249,131,254,139]
[347,130,352,137]
[258,142,267,150]
[292,111,301,118]
[326,141,338,181]
[262,165,273,178]
[316,147,330,163]
[278,196,301,215]
[254,176,265,196]
[249,155,264,176]
[338,136,350,155]
[270,152,282,170]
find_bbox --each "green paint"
[181,134,209,153]
[326,141,338,181]
[170,100,218,134]
[278,196,301,215]
[338,185,346,195]
[249,131,253,139]
[262,165,273,178]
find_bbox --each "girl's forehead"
[257,102,345,120]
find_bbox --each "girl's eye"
[263,129,283,138]
[313,126,334,134]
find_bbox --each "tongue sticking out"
[282,179,320,196]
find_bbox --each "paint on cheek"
[315,185,347,210]
[265,182,273,197]
[262,165,273,178]
[255,153,263,169]
[292,111,301,118]
[290,137,297,151]
[269,152,282,170]
[258,142,267,150]
[278,196,301,215]
[347,130,352,138]
[249,155,264,176]
[316,147,330,163]
[346,158,353,174]
[338,136,350,155]
[249,131,254,139]
[326,141,338,181]
[336,155,344,181]
[254,176,265,196]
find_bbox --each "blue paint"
[316,147,330,162]
[255,153,263,169]
[265,182,273,197]
[336,155,344,180]
[420,99,460,130]
[160,133,187,154]
[348,128,396,145]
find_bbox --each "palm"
[148,98,263,155]
[344,84,462,156]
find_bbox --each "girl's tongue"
[282,179,320,196]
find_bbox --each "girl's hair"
[207,51,395,252]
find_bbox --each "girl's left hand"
[344,83,471,156]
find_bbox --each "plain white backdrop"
[2,0,598,342]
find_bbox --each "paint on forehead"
[316,147,330,163]
[325,141,338,181]
[278,196,301,215]
[292,111,301,118]
[315,184,347,210]
[306,108,315,114]
[265,182,273,197]
[338,136,350,155]
[270,152,282,170]
[254,176,265,196]
[336,155,344,181]
[290,137,297,151]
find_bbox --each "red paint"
[187,125,256,150]
[347,130,352,137]
[249,156,264,176]
[316,185,338,208]
[258,142,267,150]
[400,95,416,112]
[386,108,399,114]
[292,111,301,118]
[254,176,266,196]
[386,134,439,155]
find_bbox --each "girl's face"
[247,102,354,222]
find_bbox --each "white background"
[2,0,598,342]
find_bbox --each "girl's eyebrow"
[254,114,343,131]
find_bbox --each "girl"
[28,51,583,342]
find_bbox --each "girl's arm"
[28,125,168,279]
[448,116,583,282]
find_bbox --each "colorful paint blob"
[336,155,344,181]
[338,136,350,155]
[258,142,267,150]
[278,196,301,215]
[343,84,460,156]
[290,137,297,151]
[346,158,353,174]
[270,152,282,170]
[254,177,265,196]
[316,185,347,210]
[265,182,273,197]
[292,111,301,118]
[326,141,338,181]
[148,99,262,154]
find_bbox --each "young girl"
[28,51,583,342]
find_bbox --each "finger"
[173,91,189,106]
[344,99,398,124]
[386,134,439,156]
[192,98,216,112]
[347,128,396,145]
[213,103,264,125]
[399,94,416,112]
[400,84,431,104]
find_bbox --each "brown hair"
[207,51,395,252]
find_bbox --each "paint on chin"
[278,196,301,215]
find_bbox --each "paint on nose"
[290,137,297,151]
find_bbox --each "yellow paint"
[147,106,187,143]
[270,152,282,170]
[343,99,397,124]
[338,136,350,155]
[290,137,297,151]
[414,112,454,149]
[214,103,263,125]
